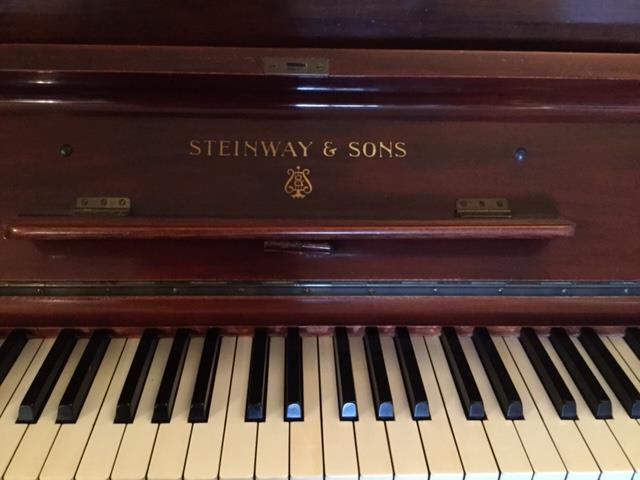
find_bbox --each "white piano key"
[255,337,289,480]
[111,337,172,480]
[0,339,42,415]
[147,337,203,480]
[571,336,640,480]
[505,336,599,480]
[411,335,464,480]
[4,338,87,480]
[76,338,139,480]
[492,336,566,480]
[607,336,640,388]
[380,335,429,480]
[540,335,633,480]
[0,339,52,477]
[605,336,640,431]
[461,335,533,480]
[349,335,393,480]
[184,336,236,480]
[289,337,323,480]
[218,336,257,480]
[319,336,359,480]
[40,338,125,480]
[425,335,499,480]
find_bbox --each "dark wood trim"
[6,217,575,241]
[1,295,638,331]
[1,45,639,80]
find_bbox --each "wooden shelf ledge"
[5,216,575,241]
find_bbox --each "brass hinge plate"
[456,198,512,218]
[73,197,131,216]
[263,57,329,76]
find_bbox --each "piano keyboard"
[0,327,639,480]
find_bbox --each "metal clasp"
[263,57,329,76]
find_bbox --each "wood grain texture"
[0,296,638,329]
[1,46,640,79]
[0,46,639,324]
[6,217,575,240]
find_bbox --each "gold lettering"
[379,141,393,158]
[219,140,231,156]
[348,141,361,157]
[261,141,280,157]
[362,142,377,158]
[394,141,407,158]
[244,141,258,156]
[187,138,407,159]
[281,141,298,157]
[298,141,313,157]
[323,141,337,157]
[189,140,202,156]
[205,140,215,157]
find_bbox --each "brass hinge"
[73,197,131,216]
[455,198,512,218]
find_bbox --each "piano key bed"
[0,327,639,480]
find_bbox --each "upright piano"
[1,2,640,480]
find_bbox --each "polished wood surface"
[1,295,638,331]
[6,217,576,241]
[0,45,639,323]
[1,1,640,51]
[1,48,639,283]
[2,45,639,79]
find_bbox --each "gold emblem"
[284,166,313,199]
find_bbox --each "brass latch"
[263,57,329,76]
[73,197,131,216]
[455,198,512,218]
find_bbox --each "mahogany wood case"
[0,2,639,327]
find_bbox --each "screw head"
[59,144,73,157]
[514,147,528,163]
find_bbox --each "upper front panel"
[1,0,640,51]
[0,47,639,282]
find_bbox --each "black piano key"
[18,329,78,423]
[624,327,640,360]
[188,328,221,423]
[245,328,270,422]
[364,327,394,420]
[333,327,358,420]
[394,327,429,420]
[0,330,29,387]
[579,327,640,418]
[57,330,111,423]
[472,327,524,420]
[440,327,485,420]
[519,327,576,419]
[152,329,190,423]
[284,327,303,421]
[115,329,159,423]
[549,328,611,419]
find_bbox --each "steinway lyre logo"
[284,166,312,199]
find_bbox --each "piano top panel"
[1,0,640,52]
